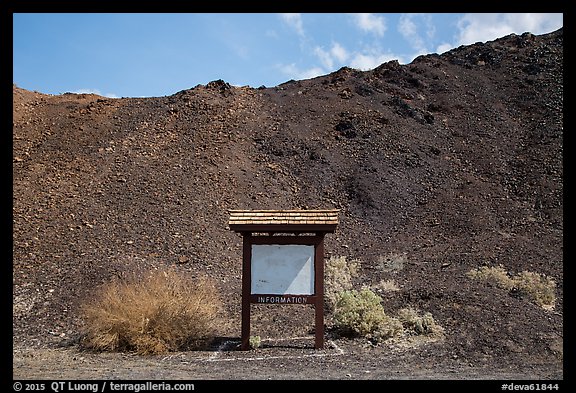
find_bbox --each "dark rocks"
[12,28,562,374]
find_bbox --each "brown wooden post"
[241,232,252,350]
[314,234,325,349]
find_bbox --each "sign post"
[228,210,339,350]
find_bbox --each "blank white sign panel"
[251,245,315,295]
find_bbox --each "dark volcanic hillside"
[13,29,563,374]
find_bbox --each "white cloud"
[277,63,325,81]
[313,46,334,70]
[330,42,348,63]
[71,89,118,98]
[280,13,305,36]
[351,13,386,37]
[456,13,563,46]
[398,15,418,41]
[278,42,404,82]
[313,42,349,70]
[398,14,433,54]
[436,42,454,54]
[350,52,402,71]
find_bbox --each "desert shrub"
[375,279,400,292]
[80,268,224,355]
[333,288,402,342]
[397,307,443,336]
[324,256,359,312]
[466,265,515,290]
[467,265,556,310]
[326,256,443,344]
[513,271,556,310]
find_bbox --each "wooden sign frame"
[242,234,325,350]
[228,209,339,350]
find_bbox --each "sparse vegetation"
[324,255,359,312]
[333,288,402,343]
[249,335,262,350]
[10,26,566,379]
[467,265,556,310]
[513,271,557,310]
[326,256,443,344]
[375,278,400,292]
[397,307,444,337]
[80,267,224,355]
[466,265,515,290]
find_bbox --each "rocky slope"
[13,28,563,371]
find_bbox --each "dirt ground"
[13,28,563,381]
[12,336,563,380]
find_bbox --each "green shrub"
[326,256,444,345]
[80,268,224,354]
[333,288,402,342]
[249,335,262,350]
[324,256,359,312]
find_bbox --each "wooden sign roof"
[228,209,339,233]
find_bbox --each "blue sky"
[13,13,563,98]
